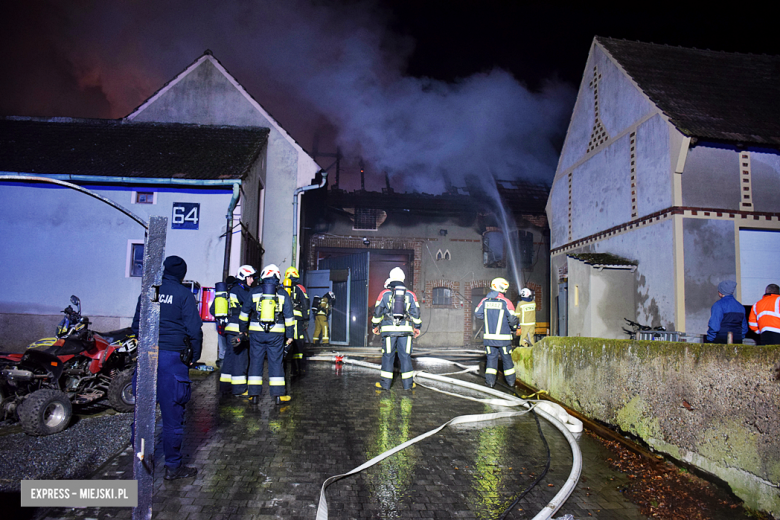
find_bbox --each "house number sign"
[171,202,200,230]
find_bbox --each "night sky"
[2,2,778,191]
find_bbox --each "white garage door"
[740,229,780,305]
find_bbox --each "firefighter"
[283,266,310,375]
[516,287,537,347]
[237,264,295,403]
[475,278,519,388]
[371,267,422,390]
[312,291,334,346]
[216,265,255,396]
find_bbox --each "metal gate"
[315,252,370,347]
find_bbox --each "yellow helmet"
[490,277,510,293]
[285,266,300,279]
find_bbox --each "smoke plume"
[0,0,576,191]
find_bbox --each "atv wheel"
[108,369,135,413]
[18,389,72,436]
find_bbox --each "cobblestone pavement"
[31,355,647,520]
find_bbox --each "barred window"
[353,208,378,230]
[432,287,452,306]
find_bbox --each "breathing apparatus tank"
[391,285,407,325]
[213,282,229,321]
[258,282,278,332]
[283,276,293,296]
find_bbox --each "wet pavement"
[25,353,646,520]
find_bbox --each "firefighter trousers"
[219,334,249,395]
[379,335,414,390]
[313,314,329,344]
[248,332,286,397]
[485,344,516,387]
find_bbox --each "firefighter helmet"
[389,267,405,283]
[260,264,281,280]
[520,287,533,298]
[285,266,300,280]
[491,277,510,293]
[326,291,336,301]
[236,265,256,282]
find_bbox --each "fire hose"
[309,354,583,520]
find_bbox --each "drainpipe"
[223,183,241,281]
[292,170,328,268]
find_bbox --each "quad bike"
[0,295,137,436]
[622,318,666,340]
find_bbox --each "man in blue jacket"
[706,280,748,344]
[132,255,203,480]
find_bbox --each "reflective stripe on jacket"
[371,283,422,336]
[516,300,536,326]
[749,294,780,335]
[475,291,518,346]
[238,285,295,336]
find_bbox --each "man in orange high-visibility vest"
[748,284,780,345]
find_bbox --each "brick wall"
[463,279,491,345]
[423,279,461,308]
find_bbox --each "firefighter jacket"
[224,281,253,334]
[475,291,519,347]
[238,283,295,336]
[132,271,203,360]
[372,282,422,336]
[291,283,310,322]
[516,297,536,326]
[749,293,780,335]
[316,297,330,317]
[706,294,748,342]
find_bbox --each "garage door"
[740,229,780,305]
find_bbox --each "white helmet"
[260,264,281,280]
[389,267,405,283]
[520,288,533,298]
[236,265,256,281]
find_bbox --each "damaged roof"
[567,253,637,269]
[597,36,780,146]
[0,117,269,180]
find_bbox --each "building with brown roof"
[548,36,780,339]
[0,52,323,358]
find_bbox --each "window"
[353,208,378,230]
[518,231,534,268]
[132,191,156,204]
[483,230,505,268]
[128,241,144,277]
[432,287,452,306]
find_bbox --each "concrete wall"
[513,337,780,516]
[566,258,636,339]
[0,182,232,358]
[683,218,737,336]
[750,150,780,214]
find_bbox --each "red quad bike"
[0,295,138,436]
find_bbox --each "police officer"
[283,266,310,375]
[132,255,202,480]
[475,278,519,388]
[516,287,536,347]
[312,291,334,346]
[371,267,422,390]
[238,264,295,403]
[217,265,255,396]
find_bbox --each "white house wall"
[0,182,233,352]
[749,150,780,213]
[128,57,319,270]
[681,146,740,208]
[556,44,655,176]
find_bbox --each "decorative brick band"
[423,279,461,308]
